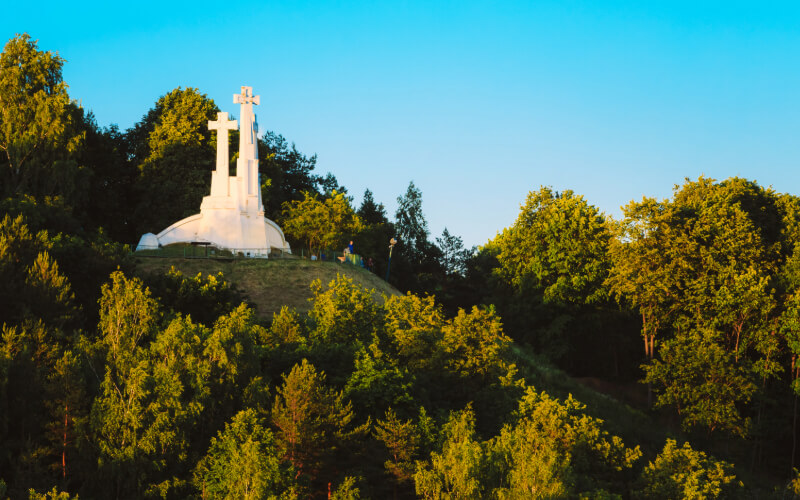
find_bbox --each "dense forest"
[2,33,800,499]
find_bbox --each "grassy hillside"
[134,255,402,319]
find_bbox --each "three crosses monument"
[136,86,291,257]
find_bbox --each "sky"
[4,1,800,247]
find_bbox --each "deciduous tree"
[488,387,641,498]
[128,87,219,235]
[609,177,784,436]
[281,191,363,256]
[414,407,485,500]
[635,439,739,499]
[0,34,83,199]
[194,409,294,499]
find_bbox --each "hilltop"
[134,255,402,319]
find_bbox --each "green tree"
[634,439,739,499]
[375,409,419,492]
[266,306,306,348]
[271,359,363,495]
[128,87,219,235]
[383,294,445,371]
[393,182,442,293]
[414,407,485,500]
[0,215,79,331]
[281,191,363,256]
[89,272,255,498]
[0,34,83,199]
[95,271,159,374]
[644,330,757,436]
[343,349,414,419]
[607,197,679,372]
[395,182,429,263]
[609,177,784,436]
[26,486,78,499]
[318,172,349,198]
[88,272,154,493]
[144,266,245,327]
[433,228,475,316]
[355,189,395,276]
[440,306,511,379]
[493,187,611,307]
[194,409,295,500]
[43,349,89,486]
[259,131,321,218]
[307,274,382,347]
[358,189,388,226]
[24,251,78,330]
[488,387,641,498]
[0,320,73,495]
[483,187,632,376]
[202,304,265,429]
[436,228,472,278]
[75,117,137,242]
[330,476,361,500]
[0,215,89,494]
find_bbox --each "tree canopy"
[608,177,789,437]
[127,87,219,236]
[0,34,84,202]
[281,190,363,256]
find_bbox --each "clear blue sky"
[4,1,800,247]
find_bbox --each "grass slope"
[134,256,402,319]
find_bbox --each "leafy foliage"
[259,131,321,218]
[634,439,739,499]
[143,266,245,326]
[194,409,295,500]
[493,187,611,306]
[393,182,444,293]
[0,34,83,200]
[355,189,396,278]
[479,186,636,377]
[609,177,786,437]
[375,409,419,486]
[414,407,485,500]
[488,387,641,498]
[127,87,219,235]
[271,359,365,496]
[395,181,430,264]
[282,191,363,256]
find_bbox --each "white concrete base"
[135,199,291,257]
[136,232,160,250]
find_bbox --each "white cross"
[208,111,238,174]
[234,86,260,105]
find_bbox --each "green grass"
[134,253,401,319]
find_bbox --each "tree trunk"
[792,391,798,474]
[62,403,68,478]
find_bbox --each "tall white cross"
[208,111,238,176]
[234,86,260,106]
[234,86,260,161]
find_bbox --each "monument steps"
[134,256,401,319]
